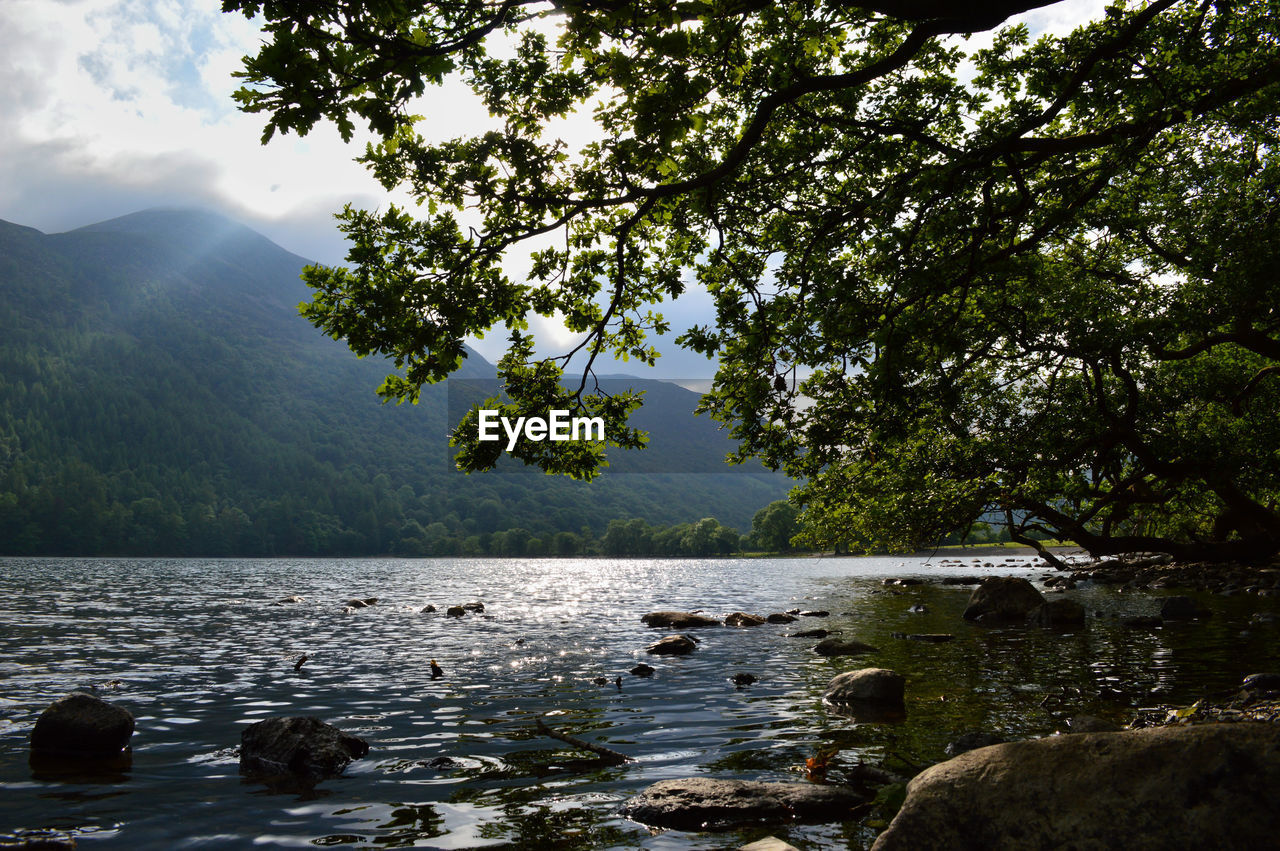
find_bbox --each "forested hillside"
[0,210,789,555]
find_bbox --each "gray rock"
[239,716,369,782]
[766,612,797,623]
[724,612,767,627]
[944,731,1006,756]
[1029,598,1086,627]
[622,777,867,830]
[1160,595,1211,620]
[962,577,1045,622]
[647,635,697,656]
[872,723,1280,851]
[641,611,722,629]
[813,638,879,656]
[30,693,134,757]
[823,668,904,707]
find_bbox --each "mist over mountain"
[0,209,790,555]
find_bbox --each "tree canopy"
[225,0,1280,563]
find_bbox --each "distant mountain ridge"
[0,209,790,555]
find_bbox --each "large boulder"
[813,638,879,657]
[962,577,1045,622]
[30,693,134,757]
[240,716,369,781]
[641,611,722,629]
[622,778,867,830]
[647,635,698,655]
[823,668,905,708]
[871,722,1280,851]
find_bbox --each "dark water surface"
[2,556,1278,849]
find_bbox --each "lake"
[2,555,1277,849]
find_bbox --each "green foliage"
[747,499,801,552]
[228,1,1280,560]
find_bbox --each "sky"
[0,0,1105,373]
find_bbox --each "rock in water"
[240,716,369,781]
[1160,595,1211,620]
[813,638,879,656]
[944,731,1007,757]
[724,612,767,627]
[30,693,134,757]
[647,635,698,656]
[871,723,1280,851]
[622,778,867,830]
[962,577,1045,622]
[630,664,655,677]
[1029,598,1086,627]
[641,611,722,628]
[766,613,797,623]
[823,668,905,708]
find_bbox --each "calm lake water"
[2,555,1278,849]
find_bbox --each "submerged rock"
[647,635,698,656]
[1122,615,1163,628]
[1029,598,1086,627]
[462,601,485,613]
[824,668,905,708]
[790,628,832,639]
[961,577,1045,622]
[766,612,797,624]
[30,693,134,758]
[871,723,1280,851]
[731,673,758,687]
[1160,595,1211,620]
[630,663,656,677]
[239,716,369,782]
[622,777,867,830]
[798,610,830,618]
[1243,673,1280,692]
[724,612,767,627]
[813,638,879,657]
[1066,714,1121,733]
[892,632,954,643]
[345,598,369,609]
[944,731,1007,757]
[641,611,722,629]
[420,604,437,613]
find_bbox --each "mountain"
[0,209,790,555]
